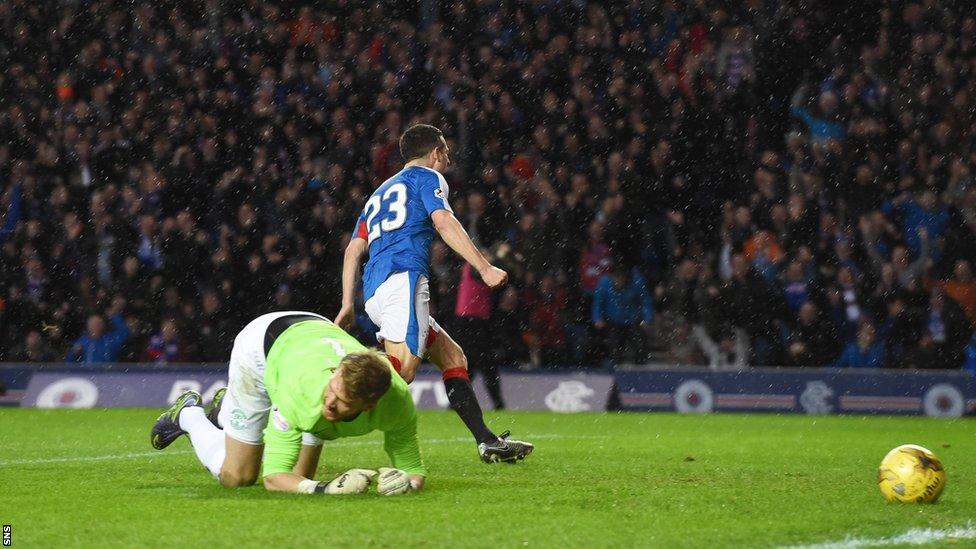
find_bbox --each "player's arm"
[264,468,375,495]
[264,471,315,493]
[261,423,307,492]
[383,404,427,491]
[335,224,369,329]
[431,210,507,288]
[292,442,323,479]
[419,171,506,288]
[263,425,374,495]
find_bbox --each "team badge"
[229,408,247,431]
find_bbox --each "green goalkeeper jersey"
[261,319,425,478]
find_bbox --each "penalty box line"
[0,433,603,466]
[784,523,976,549]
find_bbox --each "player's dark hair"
[399,124,444,161]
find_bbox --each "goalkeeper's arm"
[264,470,376,495]
[264,471,314,493]
[383,412,427,491]
[262,427,373,495]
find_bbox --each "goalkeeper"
[150,311,425,495]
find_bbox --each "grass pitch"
[1,409,974,548]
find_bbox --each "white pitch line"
[0,450,193,467]
[785,524,976,549]
[0,433,600,466]
[0,450,194,466]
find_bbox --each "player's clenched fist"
[317,468,376,494]
[376,467,412,495]
[478,265,508,288]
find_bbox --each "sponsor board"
[617,366,976,417]
[409,372,614,412]
[8,365,613,412]
[21,371,229,408]
[5,364,973,416]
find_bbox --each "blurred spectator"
[786,303,839,367]
[193,289,235,362]
[579,221,612,296]
[720,254,787,366]
[491,286,528,369]
[10,330,58,362]
[743,231,786,283]
[136,215,163,272]
[66,312,130,364]
[929,260,976,328]
[878,295,922,368]
[655,258,700,355]
[592,262,654,364]
[964,334,976,374]
[888,192,949,260]
[524,273,568,367]
[791,85,846,144]
[0,1,974,370]
[692,263,750,370]
[825,267,872,343]
[0,183,23,243]
[142,319,185,364]
[916,290,973,369]
[833,322,886,369]
[454,262,503,409]
[780,260,816,315]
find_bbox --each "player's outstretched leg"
[426,327,534,463]
[151,390,202,450]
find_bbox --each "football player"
[334,124,533,463]
[150,311,424,495]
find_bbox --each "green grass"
[1,409,974,548]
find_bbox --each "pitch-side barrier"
[0,363,973,416]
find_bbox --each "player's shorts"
[219,310,327,446]
[364,271,441,358]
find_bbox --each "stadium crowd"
[1,0,976,372]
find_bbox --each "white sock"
[179,406,226,478]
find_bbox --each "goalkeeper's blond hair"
[338,351,392,404]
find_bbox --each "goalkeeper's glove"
[376,467,412,496]
[301,469,376,495]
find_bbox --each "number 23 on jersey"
[362,183,407,244]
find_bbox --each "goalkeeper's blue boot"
[206,387,227,428]
[478,431,534,463]
[151,390,202,450]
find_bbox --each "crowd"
[1,0,975,371]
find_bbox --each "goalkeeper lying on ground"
[150,311,425,495]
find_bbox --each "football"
[877,444,947,503]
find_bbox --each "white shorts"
[219,310,327,446]
[364,271,442,358]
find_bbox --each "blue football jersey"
[354,166,452,301]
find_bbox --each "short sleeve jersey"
[353,166,451,301]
